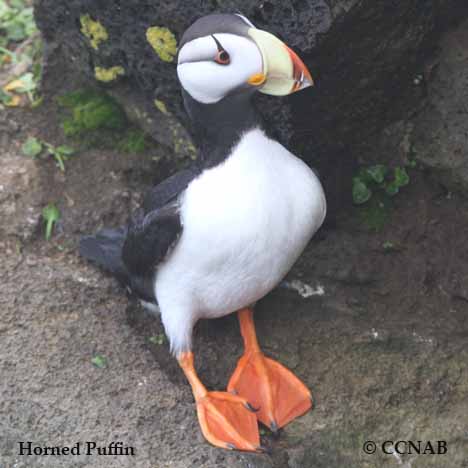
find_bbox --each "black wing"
[79,167,199,300]
[141,167,198,213]
[80,227,128,280]
[122,200,182,276]
[122,166,199,275]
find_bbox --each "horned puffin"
[80,13,326,452]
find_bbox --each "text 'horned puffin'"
[80,13,326,452]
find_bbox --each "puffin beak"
[247,28,314,96]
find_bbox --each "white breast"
[155,128,326,353]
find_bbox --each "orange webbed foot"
[228,350,312,430]
[178,351,262,452]
[228,309,312,431]
[196,391,261,451]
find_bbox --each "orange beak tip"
[285,44,314,93]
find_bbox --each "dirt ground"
[1,81,468,468]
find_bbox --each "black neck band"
[182,89,264,169]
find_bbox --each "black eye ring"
[211,35,231,65]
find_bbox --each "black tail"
[79,227,129,282]
[79,227,156,303]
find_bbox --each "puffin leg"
[227,308,312,431]
[178,351,261,452]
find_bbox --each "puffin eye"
[215,49,230,65]
[211,35,230,65]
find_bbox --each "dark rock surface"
[351,16,468,195]
[411,18,468,192]
[33,0,468,171]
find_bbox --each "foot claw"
[226,443,236,450]
[270,420,278,432]
[245,401,260,413]
[256,445,270,454]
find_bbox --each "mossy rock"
[58,89,126,136]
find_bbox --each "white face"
[177,33,263,104]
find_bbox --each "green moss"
[80,14,108,50]
[58,89,126,137]
[146,26,177,62]
[118,129,147,154]
[148,334,166,345]
[169,125,197,159]
[186,141,197,159]
[94,66,125,82]
[154,98,169,115]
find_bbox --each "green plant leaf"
[91,355,107,369]
[394,166,410,187]
[5,22,26,41]
[21,137,42,157]
[352,177,372,204]
[31,95,44,108]
[357,168,373,185]
[0,2,10,17]
[1,3,36,43]
[56,145,75,156]
[148,334,166,345]
[366,164,388,184]
[14,72,36,93]
[385,181,400,196]
[43,144,75,171]
[42,203,60,240]
[53,153,66,172]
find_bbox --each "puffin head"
[177,14,313,105]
